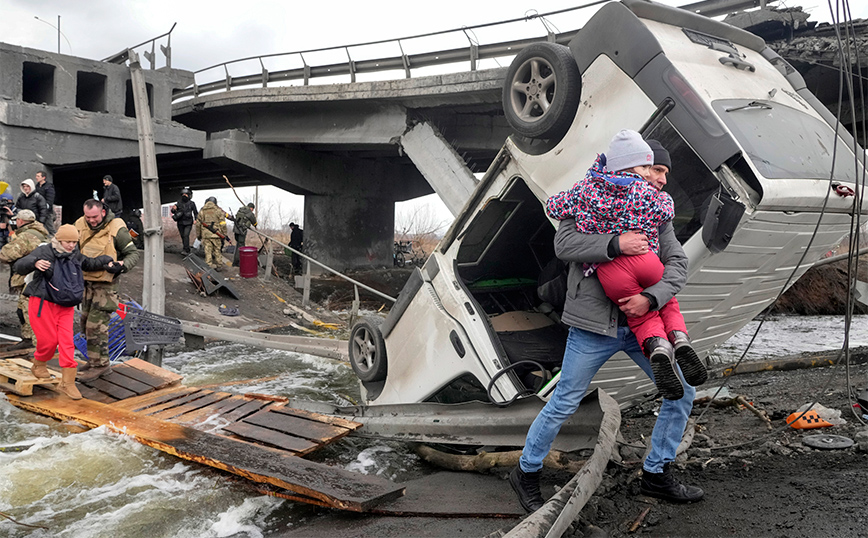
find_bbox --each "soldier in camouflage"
[196,196,228,272]
[230,202,257,267]
[0,210,49,350]
[75,200,140,381]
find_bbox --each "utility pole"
[129,49,165,366]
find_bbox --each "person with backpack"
[0,209,49,350]
[13,224,115,400]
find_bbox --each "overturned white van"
[348,0,866,410]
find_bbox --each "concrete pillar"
[305,193,395,272]
[400,121,478,217]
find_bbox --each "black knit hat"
[646,140,672,171]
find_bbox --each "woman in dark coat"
[13,224,115,399]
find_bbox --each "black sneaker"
[668,331,708,386]
[640,463,704,503]
[509,466,545,513]
[643,337,684,400]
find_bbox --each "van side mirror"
[701,191,745,253]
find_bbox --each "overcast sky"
[2,0,864,230]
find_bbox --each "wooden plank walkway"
[1,357,405,511]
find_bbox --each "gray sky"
[2,0,864,230]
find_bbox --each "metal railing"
[104,23,177,68]
[170,3,608,101]
[248,227,397,325]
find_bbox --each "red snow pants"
[29,296,77,368]
[595,252,687,350]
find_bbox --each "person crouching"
[13,224,114,399]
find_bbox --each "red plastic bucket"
[238,246,259,278]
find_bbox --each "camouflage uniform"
[0,220,49,340]
[75,210,140,366]
[196,200,228,269]
[231,205,257,266]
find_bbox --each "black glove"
[105,262,124,274]
[96,255,113,266]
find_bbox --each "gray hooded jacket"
[555,218,688,337]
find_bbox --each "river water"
[1,315,866,537]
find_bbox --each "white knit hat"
[606,130,653,172]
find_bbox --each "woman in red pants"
[13,224,114,399]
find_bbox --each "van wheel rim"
[353,329,376,371]
[509,57,556,122]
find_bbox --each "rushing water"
[1,315,866,537]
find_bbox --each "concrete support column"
[305,194,394,272]
[400,121,477,217]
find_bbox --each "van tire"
[502,43,582,141]
[349,316,388,383]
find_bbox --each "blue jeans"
[519,325,696,474]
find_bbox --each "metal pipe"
[247,228,397,303]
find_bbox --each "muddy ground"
[567,356,868,538]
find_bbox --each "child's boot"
[667,330,708,386]
[643,337,683,400]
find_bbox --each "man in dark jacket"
[171,187,198,255]
[101,175,123,216]
[34,171,56,235]
[230,202,257,266]
[125,209,145,250]
[16,179,49,226]
[509,142,703,513]
[289,222,303,273]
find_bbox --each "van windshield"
[645,120,721,244]
[713,99,859,183]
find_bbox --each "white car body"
[352,0,865,409]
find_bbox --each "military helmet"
[206,196,217,204]
[180,186,191,196]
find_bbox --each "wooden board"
[271,406,362,432]
[85,378,138,400]
[148,391,233,421]
[120,358,182,388]
[219,399,270,423]
[5,392,404,511]
[139,389,211,416]
[112,386,199,411]
[222,421,319,454]
[171,393,245,426]
[96,370,156,396]
[243,408,349,443]
[110,363,173,389]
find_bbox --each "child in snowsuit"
[13,224,115,399]
[546,130,707,399]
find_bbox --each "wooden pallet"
[0,358,60,395]
[4,359,404,511]
[7,388,403,511]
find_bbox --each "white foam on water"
[0,423,285,538]
[345,445,394,476]
[201,496,281,538]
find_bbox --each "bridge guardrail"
[170,3,605,102]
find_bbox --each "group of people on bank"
[0,173,138,401]
[170,189,303,273]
